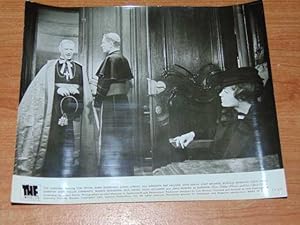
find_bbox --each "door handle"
[143,105,150,115]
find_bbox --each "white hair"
[58,39,75,51]
[103,33,121,47]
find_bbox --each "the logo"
[22,184,40,199]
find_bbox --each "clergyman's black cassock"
[95,50,134,177]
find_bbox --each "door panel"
[86,7,121,85]
[148,8,224,169]
[35,8,80,74]
[20,5,80,98]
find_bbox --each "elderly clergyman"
[94,33,134,176]
[14,40,98,177]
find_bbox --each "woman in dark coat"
[173,67,280,159]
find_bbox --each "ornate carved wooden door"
[147,7,226,169]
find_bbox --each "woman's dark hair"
[231,82,261,102]
[212,67,264,102]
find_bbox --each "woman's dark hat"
[197,63,221,89]
[208,67,263,90]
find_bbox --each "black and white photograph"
[11,0,287,203]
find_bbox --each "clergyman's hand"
[57,85,79,96]
[68,86,80,95]
[173,131,196,149]
[57,87,70,96]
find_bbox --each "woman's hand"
[173,131,196,149]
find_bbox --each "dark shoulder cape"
[96,51,133,81]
